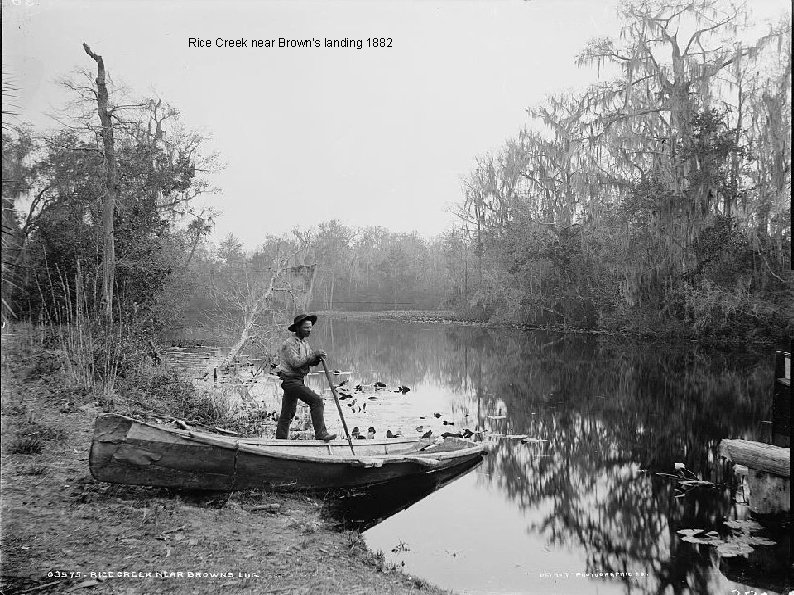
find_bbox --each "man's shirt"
[276,336,315,379]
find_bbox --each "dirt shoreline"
[0,337,449,595]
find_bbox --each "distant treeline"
[299,221,452,312]
[168,225,455,338]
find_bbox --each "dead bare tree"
[83,43,117,320]
[202,231,325,377]
[209,252,291,372]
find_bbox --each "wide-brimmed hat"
[288,314,318,332]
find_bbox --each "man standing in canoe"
[275,314,337,442]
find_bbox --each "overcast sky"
[3,0,790,248]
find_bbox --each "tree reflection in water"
[312,318,789,593]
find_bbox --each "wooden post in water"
[719,440,790,518]
[718,350,791,522]
[771,350,790,447]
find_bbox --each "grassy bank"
[0,329,447,595]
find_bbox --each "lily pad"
[746,535,777,546]
[716,541,755,557]
[681,535,721,545]
[724,519,763,532]
[679,519,777,559]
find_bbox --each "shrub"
[8,422,67,455]
[1,403,26,416]
[20,464,47,476]
[9,435,42,455]
[120,369,249,431]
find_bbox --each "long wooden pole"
[321,358,355,455]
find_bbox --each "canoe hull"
[89,414,487,491]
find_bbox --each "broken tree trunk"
[83,43,118,321]
[298,264,317,313]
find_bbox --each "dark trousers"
[276,376,328,439]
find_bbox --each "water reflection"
[309,318,790,594]
[322,458,484,532]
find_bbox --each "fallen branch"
[15,581,63,595]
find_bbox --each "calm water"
[169,317,790,594]
[305,317,790,595]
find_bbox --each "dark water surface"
[305,317,790,595]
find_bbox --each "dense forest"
[2,0,791,362]
[450,1,792,341]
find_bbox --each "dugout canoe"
[89,414,489,491]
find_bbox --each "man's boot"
[310,404,336,441]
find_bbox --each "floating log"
[719,439,790,478]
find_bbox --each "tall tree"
[449,0,791,338]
